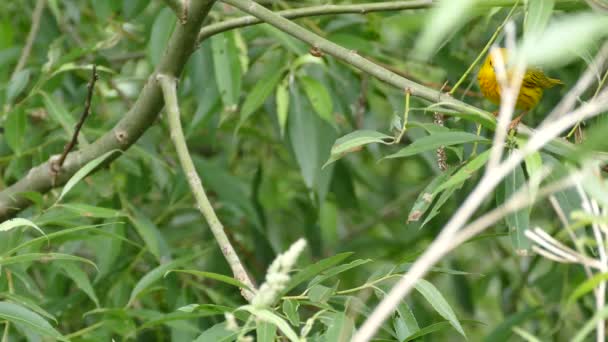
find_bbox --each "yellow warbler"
[477,48,562,127]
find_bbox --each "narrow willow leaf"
[503,164,531,255]
[257,321,277,342]
[4,107,26,154]
[0,253,97,270]
[395,302,420,341]
[194,323,239,342]
[403,321,455,342]
[434,150,490,194]
[127,254,200,306]
[0,302,66,341]
[483,307,540,342]
[415,279,466,338]
[384,132,489,160]
[323,311,354,342]
[408,172,451,223]
[239,67,284,127]
[148,8,176,65]
[324,130,393,168]
[572,307,608,342]
[413,0,478,60]
[282,252,353,296]
[421,185,458,228]
[0,218,44,236]
[164,270,251,291]
[6,69,30,105]
[58,150,119,202]
[299,75,334,125]
[282,300,300,326]
[567,272,608,308]
[308,259,372,287]
[239,306,300,342]
[40,91,77,139]
[212,31,242,109]
[58,262,100,307]
[520,13,608,68]
[276,79,289,137]
[0,293,57,323]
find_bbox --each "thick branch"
[0,0,217,220]
[158,74,255,301]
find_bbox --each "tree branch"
[0,0,217,220]
[157,74,255,301]
[199,0,435,42]
[163,0,189,24]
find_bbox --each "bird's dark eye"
[489,60,493,66]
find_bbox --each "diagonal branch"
[0,0,217,221]
[157,74,255,301]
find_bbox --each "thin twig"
[11,0,45,80]
[157,74,256,301]
[51,65,98,173]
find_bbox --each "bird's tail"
[546,77,563,88]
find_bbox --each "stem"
[199,1,434,42]
[10,0,45,80]
[157,74,255,302]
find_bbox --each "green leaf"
[502,164,531,254]
[435,150,490,194]
[0,218,44,236]
[403,321,455,342]
[239,67,284,127]
[324,130,393,168]
[421,185,458,229]
[520,13,608,68]
[567,272,608,308]
[282,252,353,296]
[323,311,354,342]
[483,307,540,342]
[0,253,97,270]
[308,284,334,304]
[415,279,466,338]
[308,258,372,287]
[60,203,124,218]
[148,8,176,65]
[257,321,277,342]
[276,79,289,137]
[127,254,200,306]
[40,91,79,140]
[58,262,100,307]
[212,31,242,110]
[408,172,451,223]
[164,270,251,291]
[573,306,608,342]
[282,299,300,327]
[395,302,419,341]
[239,306,300,342]
[194,322,240,342]
[4,107,26,154]
[58,150,119,202]
[6,69,30,105]
[0,293,57,323]
[0,302,66,341]
[384,132,489,160]
[413,0,477,60]
[524,0,555,36]
[299,75,334,125]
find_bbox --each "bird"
[477,48,563,128]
